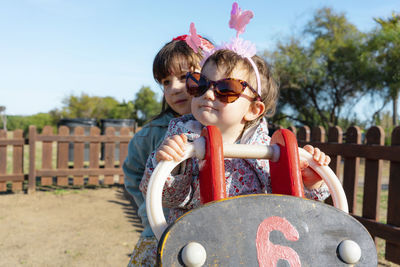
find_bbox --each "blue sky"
[0,0,399,116]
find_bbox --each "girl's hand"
[156,134,188,162]
[300,145,331,189]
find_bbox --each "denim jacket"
[123,112,174,237]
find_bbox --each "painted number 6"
[256,216,301,267]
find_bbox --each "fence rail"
[0,124,399,264]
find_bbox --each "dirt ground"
[1,186,398,267]
[0,186,141,267]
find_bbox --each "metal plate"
[158,194,377,266]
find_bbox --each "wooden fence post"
[343,126,361,213]
[363,126,384,246]
[73,126,85,186]
[386,126,400,263]
[0,129,6,191]
[297,126,310,142]
[12,130,24,191]
[311,126,325,142]
[88,127,100,186]
[57,126,69,186]
[28,125,37,193]
[328,126,343,177]
[104,127,116,185]
[41,126,53,186]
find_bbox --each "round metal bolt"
[181,242,207,267]
[338,239,362,264]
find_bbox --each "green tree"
[266,8,373,128]
[108,101,135,119]
[133,86,161,125]
[57,93,120,119]
[369,13,400,126]
[7,113,54,135]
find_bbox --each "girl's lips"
[175,99,187,104]
[200,104,217,111]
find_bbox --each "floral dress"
[140,114,330,225]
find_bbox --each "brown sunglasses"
[186,72,261,103]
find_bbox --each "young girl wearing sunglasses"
[124,24,213,267]
[140,2,331,235]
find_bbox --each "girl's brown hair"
[152,39,209,118]
[153,40,203,84]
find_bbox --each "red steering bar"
[199,126,305,203]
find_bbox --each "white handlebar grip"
[146,138,206,240]
[298,148,349,213]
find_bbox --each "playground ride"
[146,127,377,266]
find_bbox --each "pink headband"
[201,2,262,96]
[172,23,214,54]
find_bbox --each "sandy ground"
[0,186,141,267]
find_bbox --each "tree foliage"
[368,13,400,126]
[266,8,374,128]
[108,101,136,119]
[6,113,54,136]
[58,93,122,119]
[133,86,162,125]
[49,93,138,123]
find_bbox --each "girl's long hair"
[151,38,211,120]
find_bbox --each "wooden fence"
[0,125,133,192]
[0,124,400,264]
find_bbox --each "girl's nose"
[203,87,215,100]
[169,79,185,94]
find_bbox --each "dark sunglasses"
[186,72,261,103]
